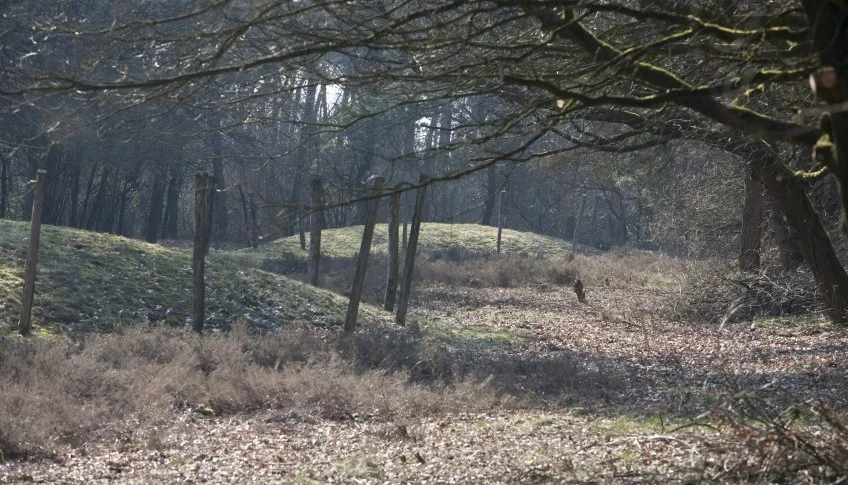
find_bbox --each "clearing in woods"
[1,221,847,483]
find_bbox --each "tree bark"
[345,177,384,332]
[145,167,167,243]
[396,175,428,326]
[308,177,325,287]
[212,156,228,244]
[0,152,7,219]
[85,165,111,230]
[753,154,848,324]
[19,170,46,336]
[496,189,504,254]
[68,157,80,227]
[249,193,259,249]
[161,169,183,239]
[384,191,400,311]
[238,184,252,247]
[803,1,848,234]
[481,165,498,225]
[739,169,765,271]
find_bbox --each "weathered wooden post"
[308,177,325,287]
[193,172,212,333]
[396,174,428,326]
[402,221,408,250]
[18,170,46,336]
[384,191,401,311]
[344,177,385,332]
[496,189,505,254]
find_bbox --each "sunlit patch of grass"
[245,223,588,263]
[0,220,382,334]
[421,319,533,352]
[751,313,831,336]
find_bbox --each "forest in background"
[1,0,844,270]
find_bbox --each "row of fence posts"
[190,172,430,333]
[15,169,428,336]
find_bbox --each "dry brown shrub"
[0,325,506,460]
[712,391,848,482]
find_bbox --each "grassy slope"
[0,220,377,334]
[242,222,590,261]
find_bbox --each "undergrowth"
[0,322,618,461]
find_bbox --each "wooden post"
[573,194,585,252]
[396,175,428,326]
[344,177,384,332]
[308,177,325,287]
[193,172,211,333]
[249,193,259,249]
[402,221,408,250]
[384,191,401,311]
[18,170,46,335]
[496,189,505,254]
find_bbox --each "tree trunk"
[384,191,400,311]
[42,144,63,224]
[481,165,499,225]
[740,169,765,271]
[770,208,804,272]
[396,175,428,326]
[145,167,167,243]
[0,152,8,219]
[804,1,848,235]
[212,157,228,244]
[308,177,325,286]
[249,193,259,249]
[68,159,80,227]
[161,169,183,239]
[85,165,111,230]
[115,181,130,236]
[238,184,252,247]
[496,189,504,254]
[753,154,848,324]
[345,177,384,331]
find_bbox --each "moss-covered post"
[396,174,428,326]
[308,177,325,287]
[18,170,46,336]
[384,190,401,311]
[344,176,384,332]
[193,172,212,333]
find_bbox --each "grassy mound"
[0,220,373,334]
[244,223,589,262]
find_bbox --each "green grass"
[0,220,382,334]
[421,319,534,352]
[240,223,590,262]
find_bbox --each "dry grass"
[0,325,514,461]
